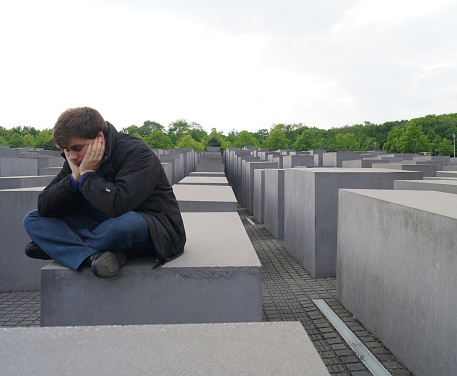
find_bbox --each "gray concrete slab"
[161,162,173,185]
[394,179,457,194]
[374,162,437,177]
[0,187,50,292]
[282,155,315,169]
[436,170,457,178]
[0,322,329,376]
[342,159,388,168]
[284,168,423,278]
[40,212,261,326]
[337,189,457,376]
[244,161,278,213]
[0,175,54,189]
[253,169,265,223]
[38,167,60,176]
[172,184,237,212]
[264,169,285,240]
[323,151,362,167]
[178,176,228,186]
[189,172,226,177]
[195,163,224,172]
[0,157,38,177]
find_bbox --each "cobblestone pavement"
[0,205,413,375]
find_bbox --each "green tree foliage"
[335,133,360,151]
[383,127,405,153]
[121,125,140,135]
[168,119,191,146]
[234,131,259,148]
[208,136,221,147]
[263,129,289,151]
[138,121,164,137]
[35,130,57,150]
[8,133,26,148]
[176,135,205,151]
[23,134,36,147]
[437,138,454,156]
[0,136,8,146]
[144,131,173,149]
[397,123,432,153]
[293,129,322,151]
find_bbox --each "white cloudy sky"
[1,0,456,134]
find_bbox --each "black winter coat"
[37,122,186,265]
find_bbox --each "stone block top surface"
[0,186,46,192]
[0,322,329,376]
[341,189,457,219]
[172,184,236,202]
[178,176,228,185]
[42,212,259,270]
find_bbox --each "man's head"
[53,107,108,150]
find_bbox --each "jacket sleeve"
[78,144,161,218]
[37,161,85,217]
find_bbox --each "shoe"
[89,251,120,278]
[114,250,128,267]
[25,241,52,260]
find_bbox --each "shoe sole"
[91,252,120,278]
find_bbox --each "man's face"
[64,132,104,166]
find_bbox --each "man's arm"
[37,161,84,217]
[79,141,162,218]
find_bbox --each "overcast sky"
[1,0,456,134]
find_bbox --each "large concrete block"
[284,168,423,278]
[236,156,259,202]
[282,155,314,169]
[0,187,50,291]
[189,171,226,177]
[394,179,457,194]
[337,189,457,376]
[0,175,54,189]
[323,151,362,167]
[0,157,38,177]
[41,212,261,326]
[342,159,387,168]
[196,163,225,172]
[0,322,330,376]
[264,169,285,240]
[244,161,278,213]
[374,162,437,177]
[253,169,265,223]
[161,162,173,184]
[38,167,60,176]
[172,184,237,212]
[436,170,457,178]
[178,176,228,186]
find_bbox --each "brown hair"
[53,107,108,149]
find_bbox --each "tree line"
[1,113,457,156]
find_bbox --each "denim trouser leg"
[23,210,152,271]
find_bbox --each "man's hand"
[79,137,105,176]
[64,150,81,181]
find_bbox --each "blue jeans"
[23,210,154,271]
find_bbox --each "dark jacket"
[37,122,186,265]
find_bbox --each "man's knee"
[22,209,41,230]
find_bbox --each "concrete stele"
[0,322,330,376]
[284,168,423,278]
[337,189,457,376]
[40,212,262,327]
[172,184,237,212]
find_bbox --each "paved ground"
[0,205,413,375]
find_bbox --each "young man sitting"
[23,107,186,278]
